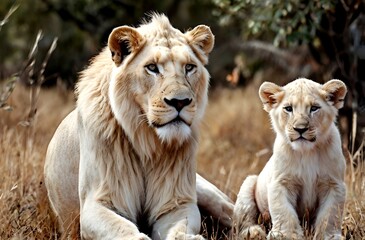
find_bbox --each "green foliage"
[0,0,218,86]
[212,0,335,46]
[0,1,61,81]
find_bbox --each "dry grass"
[198,83,273,198]
[0,84,74,239]
[0,82,364,239]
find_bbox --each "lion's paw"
[130,233,152,240]
[239,225,266,239]
[168,232,205,240]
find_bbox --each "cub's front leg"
[152,203,204,240]
[313,181,346,240]
[233,175,266,239]
[267,180,304,239]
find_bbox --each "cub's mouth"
[152,116,191,128]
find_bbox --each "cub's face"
[107,16,214,145]
[259,78,347,151]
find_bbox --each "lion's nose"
[164,98,192,112]
[294,127,308,135]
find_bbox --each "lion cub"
[233,78,347,239]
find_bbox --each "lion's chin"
[155,122,191,146]
[289,138,316,152]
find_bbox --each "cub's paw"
[325,234,342,240]
[169,232,205,240]
[314,232,342,240]
[267,229,304,240]
[238,225,266,239]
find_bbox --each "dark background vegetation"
[0,1,363,85]
[0,0,225,87]
[1,0,365,239]
[1,0,364,141]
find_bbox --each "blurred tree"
[212,0,364,83]
[212,0,335,47]
[0,0,225,87]
[0,0,90,87]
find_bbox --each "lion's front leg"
[152,203,204,240]
[80,197,151,240]
[78,122,149,240]
[196,174,234,228]
[313,181,346,240]
[267,181,304,239]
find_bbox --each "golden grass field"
[0,82,364,239]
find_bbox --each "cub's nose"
[294,127,308,135]
[164,98,192,112]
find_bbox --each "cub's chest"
[279,160,333,219]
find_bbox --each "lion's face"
[107,16,214,145]
[259,78,347,151]
[130,44,208,144]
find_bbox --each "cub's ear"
[185,25,214,64]
[259,82,284,112]
[108,26,145,66]
[322,79,347,109]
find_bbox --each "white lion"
[233,78,347,239]
[44,14,233,240]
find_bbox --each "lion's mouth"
[292,136,316,142]
[152,116,190,128]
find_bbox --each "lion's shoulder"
[75,48,121,141]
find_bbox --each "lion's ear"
[185,25,214,64]
[322,79,347,109]
[108,26,145,66]
[259,82,284,112]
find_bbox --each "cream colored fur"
[44,14,233,240]
[233,78,347,240]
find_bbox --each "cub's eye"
[145,64,159,74]
[284,106,293,112]
[310,106,320,112]
[185,64,196,74]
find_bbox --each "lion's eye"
[284,106,293,112]
[145,64,159,74]
[185,64,196,74]
[310,106,320,112]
